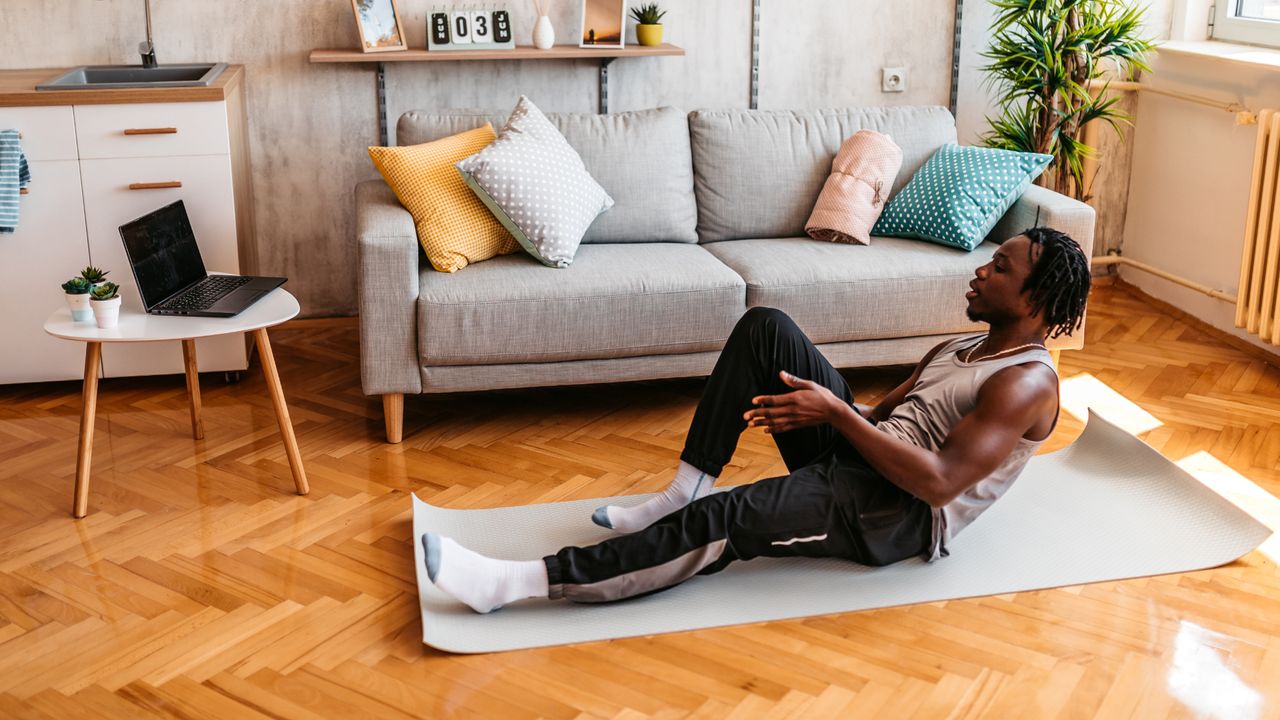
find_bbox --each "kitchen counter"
[0,64,243,107]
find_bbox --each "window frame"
[1213,0,1280,47]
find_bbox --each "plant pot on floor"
[91,296,122,329]
[636,23,663,46]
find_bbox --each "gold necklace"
[964,340,1045,364]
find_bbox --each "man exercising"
[421,227,1092,613]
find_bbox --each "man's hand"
[744,371,843,434]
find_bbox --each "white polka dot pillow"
[456,96,614,268]
[871,144,1053,251]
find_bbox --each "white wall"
[1121,48,1279,353]
[0,0,957,317]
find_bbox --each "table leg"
[182,339,205,440]
[73,342,102,519]
[252,328,309,495]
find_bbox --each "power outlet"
[882,67,907,93]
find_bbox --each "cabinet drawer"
[80,154,245,377]
[0,106,78,161]
[74,102,230,159]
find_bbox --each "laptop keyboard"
[160,276,252,311]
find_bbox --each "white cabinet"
[0,96,254,383]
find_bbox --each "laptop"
[119,200,286,318]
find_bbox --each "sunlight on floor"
[1058,372,1164,435]
[1168,621,1264,720]
[1176,451,1280,564]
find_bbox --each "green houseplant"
[981,0,1154,202]
[630,3,666,46]
[80,265,110,291]
[62,277,94,322]
[89,281,122,329]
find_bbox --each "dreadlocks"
[1021,227,1091,339]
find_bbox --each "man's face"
[965,234,1039,324]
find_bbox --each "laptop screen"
[119,200,207,310]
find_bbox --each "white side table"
[44,288,309,518]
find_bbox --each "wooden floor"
[1,283,1278,719]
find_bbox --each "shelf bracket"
[598,58,616,114]
[750,0,760,109]
[376,61,389,146]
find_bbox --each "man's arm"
[748,363,1057,507]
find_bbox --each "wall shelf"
[308,44,685,144]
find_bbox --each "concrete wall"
[1,0,955,317]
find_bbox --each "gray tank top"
[874,333,1058,561]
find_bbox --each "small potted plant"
[89,281,122,329]
[80,266,110,290]
[630,3,666,46]
[62,277,94,322]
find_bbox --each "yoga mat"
[411,411,1273,654]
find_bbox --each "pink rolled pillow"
[806,130,904,245]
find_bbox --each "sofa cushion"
[398,106,698,244]
[689,107,957,243]
[418,243,746,365]
[457,97,614,268]
[701,237,991,344]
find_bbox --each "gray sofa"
[356,106,1095,443]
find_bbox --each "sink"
[37,63,227,90]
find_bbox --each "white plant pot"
[65,292,93,322]
[533,15,555,49]
[91,296,122,329]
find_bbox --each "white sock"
[421,533,549,614]
[592,461,716,534]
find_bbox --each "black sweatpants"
[544,307,933,603]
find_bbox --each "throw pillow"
[368,124,518,273]
[456,96,614,268]
[871,144,1053,251]
[806,129,903,245]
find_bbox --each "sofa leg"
[383,393,404,444]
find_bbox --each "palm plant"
[981,0,1154,202]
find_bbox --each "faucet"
[138,0,157,68]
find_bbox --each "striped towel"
[1,129,32,234]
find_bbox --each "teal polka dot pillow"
[871,144,1052,251]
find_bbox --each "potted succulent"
[61,277,94,322]
[80,265,110,290]
[89,282,122,329]
[630,3,666,47]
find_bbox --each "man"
[421,227,1092,613]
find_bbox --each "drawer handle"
[128,181,183,190]
[123,127,178,136]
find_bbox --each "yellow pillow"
[368,124,518,272]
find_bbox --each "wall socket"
[882,67,907,93]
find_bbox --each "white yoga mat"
[411,411,1273,654]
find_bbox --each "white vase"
[65,292,93,322]
[533,15,554,49]
[91,296,122,329]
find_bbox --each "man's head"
[965,227,1091,338]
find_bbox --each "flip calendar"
[428,5,516,51]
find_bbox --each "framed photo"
[580,0,626,48]
[351,0,407,53]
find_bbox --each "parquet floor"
[1,283,1278,719]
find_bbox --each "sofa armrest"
[356,179,423,396]
[988,184,1097,351]
[988,184,1096,259]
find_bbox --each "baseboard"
[1113,279,1280,368]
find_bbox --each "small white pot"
[91,296,122,329]
[65,292,93,322]
[533,15,555,49]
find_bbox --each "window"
[1213,0,1280,46]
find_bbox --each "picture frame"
[579,0,626,48]
[351,0,408,53]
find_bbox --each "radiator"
[1238,108,1280,344]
